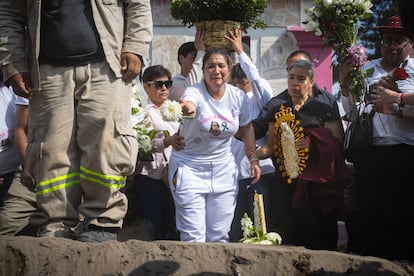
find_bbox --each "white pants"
[169,155,238,242]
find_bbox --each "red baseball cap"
[378,15,406,33]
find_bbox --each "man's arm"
[0,1,32,98]
[186,27,205,87]
[121,0,153,81]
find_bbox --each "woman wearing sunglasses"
[168,49,261,243]
[132,65,184,240]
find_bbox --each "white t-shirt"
[173,82,250,163]
[0,85,20,174]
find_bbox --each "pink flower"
[347,45,367,67]
[393,68,408,81]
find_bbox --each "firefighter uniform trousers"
[27,61,138,234]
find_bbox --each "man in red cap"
[339,15,414,261]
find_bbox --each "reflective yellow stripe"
[80,166,126,189]
[36,173,80,195]
[36,181,78,195]
[37,172,80,187]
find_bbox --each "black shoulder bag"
[343,109,375,163]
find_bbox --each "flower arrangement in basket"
[170,0,267,50]
[240,192,282,245]
[131,84,183,161]
[303,0,373,103]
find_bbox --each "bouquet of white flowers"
[303,0,373,102]
[131,86,183,161]
[131,84,158,161]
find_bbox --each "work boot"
[38,222,75,239]
[77,225,118,242]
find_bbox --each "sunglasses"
[146,80,173,89]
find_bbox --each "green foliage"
[170,0,267,30]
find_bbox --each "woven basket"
[197,20,241,50]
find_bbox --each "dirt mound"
[1,235,413,275]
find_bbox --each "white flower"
[265,232,282,245]
[304,20,318,32]
[242,237,257,244]
[138,134,152,153]
[323,0,333,8]
[160,99,183,122]
[241,213,254,238]
[257,240,273,245]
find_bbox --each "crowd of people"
[0,0,413,262]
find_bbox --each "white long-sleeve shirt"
[231,52,275,179]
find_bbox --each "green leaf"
[170,0,267,29]
[147,129,159,140]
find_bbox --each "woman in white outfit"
[169,49,261,242]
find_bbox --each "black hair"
[202,48,233,69]
[286,50,312,65]
[231,63,247,80]
[142,65,172,83]
[177,42,196,65]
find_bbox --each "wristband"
[400,92,405,106]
